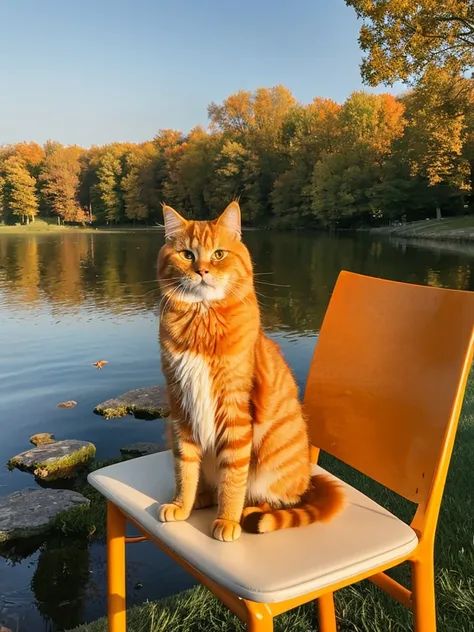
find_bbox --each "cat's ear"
[216,201,241,240]
[162,205,187,241]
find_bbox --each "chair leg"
[412,559,437,632]
[318,592,337,632]
[245,602,273,632]
[107,502,127,632]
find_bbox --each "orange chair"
[88,271,474,632]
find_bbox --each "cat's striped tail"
[241,474,346,534]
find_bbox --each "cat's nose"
[196,268,209,277]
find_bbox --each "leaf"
[93,360,108,369]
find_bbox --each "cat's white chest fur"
[169,350,216,450]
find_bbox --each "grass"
[0,219,165,235]
[374,216,474,242]
[68,376,474,632]
[0,220,96,234]
[51,457,127,538]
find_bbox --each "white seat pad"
[88,451,417,603]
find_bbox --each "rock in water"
[0,488,90,542]
[120,442,166,457]
[56,400,77,409]
[30,433,56,446]
[94,385,170,420]
[8,440,96,481]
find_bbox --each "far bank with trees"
[2,1,474,231]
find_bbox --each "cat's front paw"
[211,519,242,542]
[158,503,189,522]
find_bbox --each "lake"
[0,229,473,631]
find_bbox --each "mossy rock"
[8,440,96,481]
[94,385,170,420]
[30,433,56,446]
[0,488,90,543]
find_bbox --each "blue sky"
[0,0,401,147]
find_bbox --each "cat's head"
[157,201,253,304]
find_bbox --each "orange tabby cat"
[157,201,345,542]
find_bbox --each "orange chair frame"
[105,271,474,631]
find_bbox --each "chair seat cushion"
[88,451,417,603]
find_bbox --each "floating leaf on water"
[56,400,77,409]
[93,360,108,369]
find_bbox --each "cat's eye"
[213,249,226,261]
[180,250,194,261]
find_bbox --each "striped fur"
[157,201,345,541]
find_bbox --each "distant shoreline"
[368,216,474,244]
[2,217,474,246]
[0,223,264,236]
[0,223,166,235]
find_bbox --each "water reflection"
[1,231,473,334]
[32,539,90,630]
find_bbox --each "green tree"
[122,165,148,223]
[310,149,383,226]
[122,142,162,222]
[212,139,259,223]
[168,127,224,219]
[92,146,125,223]
[345,0,474,85]
[152,129,186,218]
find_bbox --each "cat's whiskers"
[159,285,182,313]
[135,287,162,299]
[227,286,249,309]
[96,277,181,286]
[254,280,290,288]
[229,283,268,310]
[233,280,273,305]
[123,280,180,298]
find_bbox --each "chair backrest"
[304,271,474,506]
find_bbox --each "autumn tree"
[39,142,83,222]
[308,92,406,225]
[2,81,473,228]
[272,98,342,225]
[209,86,296,223]
[12,142,44,176]
[0,177,4,222]
[400,69,474,216]
[345,1,474,85]
[1,156,39,223]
